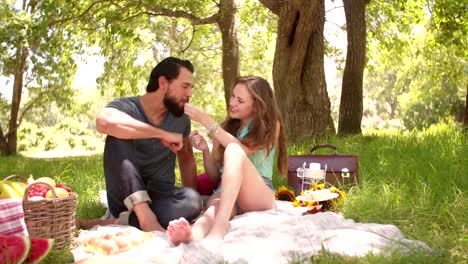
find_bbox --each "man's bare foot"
[166,217,193,246]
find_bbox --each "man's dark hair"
[146,57,194,92]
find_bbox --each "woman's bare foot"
[166,217,193,246]
[200,236,223,253]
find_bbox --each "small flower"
[311,183,325,191]
[275,186,295,202]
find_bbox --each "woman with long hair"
[167,76,287,250]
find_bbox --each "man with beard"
[95,57,202,232]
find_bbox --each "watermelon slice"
[25,237,53,264]
[0,234,30,264]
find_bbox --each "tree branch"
[142,5,219,25]
[325,19,345,30]
[180,25,196,53]
[5,94,44,138]
[258,0,282,15]
[426,0,434,15]
[49,0,113,27]
[326,6,343,13]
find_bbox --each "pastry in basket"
[84,230,152,255]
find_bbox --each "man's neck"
[140,92,167,125]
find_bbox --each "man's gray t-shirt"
[105,96,190,191]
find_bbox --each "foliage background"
[1,0,466,153]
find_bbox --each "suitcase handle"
[310,144,337,154]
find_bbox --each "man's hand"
[161,131,183,153]
[133,202,165,232]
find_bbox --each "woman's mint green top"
[237,122,276,181]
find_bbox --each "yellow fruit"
[45,187,69,199]
[27,175,35,185]
[35,177,56,188]
[0,182,22,199]
[4,181,26,197]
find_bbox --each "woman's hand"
[184,104,215,129]
[190,131,209,152]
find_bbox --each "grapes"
[27,185,50,198]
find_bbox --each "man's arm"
[97,107,182,231]
[96,107,182,152]
[96,107,172,139]
[177,136,197,189]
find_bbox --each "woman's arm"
[191,131,221,181]
[184,104,257,155]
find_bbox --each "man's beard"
[163,95,186,117]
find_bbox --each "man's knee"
[182,188,203,217]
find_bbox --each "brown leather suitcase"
[287,144,359,194]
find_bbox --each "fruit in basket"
[34,177,56,188]
[25,237,54,264]
[0,234,31,264]
[27,175,35,185]
[0,182,23,199]
[28,196,45,201]
[4,181,26,196]
[45,187,70,198]
[56,183,72,192]
[27,185,50,198]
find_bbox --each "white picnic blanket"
[73,201,430,263]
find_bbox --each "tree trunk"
[464,83,468,128]
[0,127,7,155]
[338,0,367,135]
[2,49,27,156]
[141,1,238,109]
[270,0,334,140]
[1,45,28,155]
[218,0,240,108]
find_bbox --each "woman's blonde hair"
[215,76,288,177]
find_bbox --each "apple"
[45,187,70,199]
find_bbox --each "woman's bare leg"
[169,143,274,248]
[204,143,275,246]
[167,195,237,245]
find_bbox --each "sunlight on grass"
[0,122,466,263]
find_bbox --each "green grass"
[0,122,466,263]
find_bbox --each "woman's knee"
[224,142,246,161]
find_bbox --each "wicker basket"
[15,176,78,250]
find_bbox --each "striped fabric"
[0,199,28,236]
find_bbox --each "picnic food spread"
[0,181,27,199]
[26,176,72,199]
[0,234,53,264]
[1,174,77,252]
[83,230,153,255]
[0,175,73,200]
